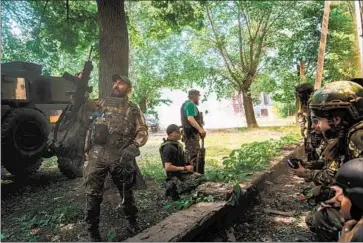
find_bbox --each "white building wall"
[156,88,274,129]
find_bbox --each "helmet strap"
[350,204,363,221]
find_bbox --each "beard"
[194,100,199,106]
[111,89,126,98]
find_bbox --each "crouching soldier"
[159,124,205,200]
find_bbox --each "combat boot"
[165,180,180,201]
[87,226,102,242]
[126,215,140,235]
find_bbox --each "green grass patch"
[12,203,83,242]
[206,132,300,184]
[138,127,300,185]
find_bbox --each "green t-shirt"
[183,100,198,117]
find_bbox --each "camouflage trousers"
[184,133,201,168]
[165,172,205,196]
[305,206,345,241]
[83,146,146,231]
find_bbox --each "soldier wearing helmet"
[294,81,363,185]
[323,158,363,242]
[295,82,326,161]
[293,81,363,241]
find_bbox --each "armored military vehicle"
[1,61,74,177]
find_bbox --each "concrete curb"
[126,144,304,242]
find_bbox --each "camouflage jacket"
[303,124,363,186]
[347,121,363,159]
[302,138,342,186]
[85,96,148,152]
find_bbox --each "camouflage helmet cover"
[309,81,363,120]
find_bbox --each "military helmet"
[335,158,363,211]
[309,81,363,120]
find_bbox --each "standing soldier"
[180,89,206,173]
[83,74,148,241]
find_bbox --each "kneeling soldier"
[159,124,205,200]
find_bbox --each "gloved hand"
[122,144,140,159]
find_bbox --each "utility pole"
[355,1,363,77]
[315,1,331,89]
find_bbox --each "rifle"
[287,157,325,170]
[196,137,205,174]
[49,47,94,155]
[300,186,336,206]
[196,111,206,174]
[62,46,94,118]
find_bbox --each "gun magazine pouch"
[93,124,109,145]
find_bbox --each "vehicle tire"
[4,157,42,177]
[57,156,83,179]
[2,108,50,158]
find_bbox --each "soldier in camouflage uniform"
[295,83,314,139]
[83,74,148,241]
[292,81,363,241]
[180,90,206,172]
[295,83,326,161]
[160,124,205,200]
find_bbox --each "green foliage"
[140,162,165,184]
[163,193,215,211]
[107,231,117,242]
[206,133,300,184]
[14,204,83,242]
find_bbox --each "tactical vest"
[90,97,139,149]
[181,101,202,138]
[347,120,363,159]
[159,139,185,168]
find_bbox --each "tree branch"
[206,4,239,84]
[237,10,246,69]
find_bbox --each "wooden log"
[126,145,305,242]
[126,202,227,242]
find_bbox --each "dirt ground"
[200,169,317,242]
[1,170,176,242]
[1,127,300,242]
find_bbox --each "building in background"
[156,88,275,129]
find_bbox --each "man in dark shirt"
[160,124,205,200]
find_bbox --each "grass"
[41,126,300,185]
[138,126,300,185]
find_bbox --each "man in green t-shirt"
[180,90,206,173]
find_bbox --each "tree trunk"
[241,90,258,128]
[97,0,129,98]
[139,97,147,113]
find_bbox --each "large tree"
[96,0,128,97]
[187,1,293,128]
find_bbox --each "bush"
[206,133,300,184]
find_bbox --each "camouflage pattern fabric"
[166,172,205,195]
[347,121,363,159]
[297,112,307,137]
[184,133,201,167]
[309,81,363,120]
[306,206,345,241]
[83,96,148,231]
[302,138,340,186]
